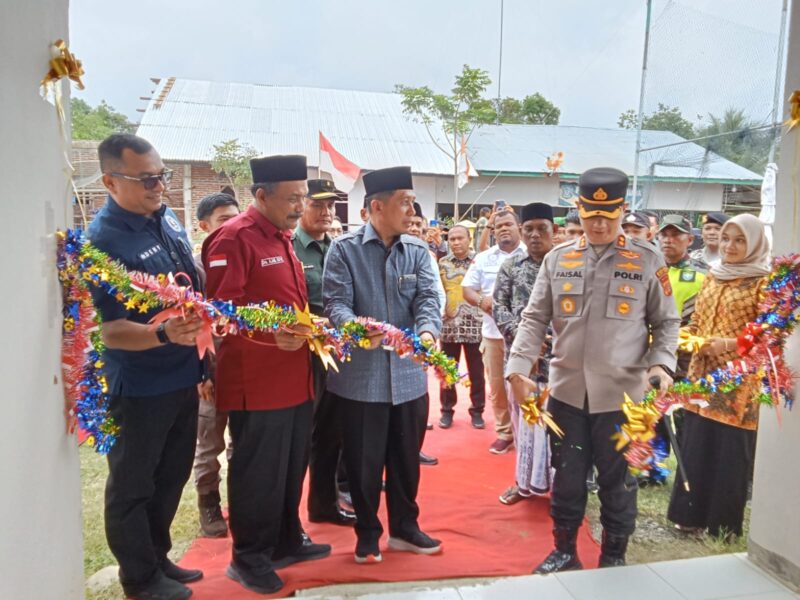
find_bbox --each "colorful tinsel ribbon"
[617,253,800,472]
[58,230,467,454]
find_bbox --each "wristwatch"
[155,322,171,345]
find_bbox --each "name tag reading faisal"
[208,254,227,268]
[261,256,285,267]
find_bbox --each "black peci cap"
[520,202,554,223]
[250,155,307,184]
[363,166,413,197]
[577,167,628,220]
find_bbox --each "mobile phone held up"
[494,199,507,212]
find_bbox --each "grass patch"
[81,445,227,599]
[585,456,749,565]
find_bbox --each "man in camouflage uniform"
[507,167,679,572]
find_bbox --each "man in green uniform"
[292,178,357,526]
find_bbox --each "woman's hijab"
[709,213,771,281]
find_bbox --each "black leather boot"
[533,527,583,574]
[598,531,629,567]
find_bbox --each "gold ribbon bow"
[520,387,564,438]
[41,39,85,90]
[293,303,339,372]
[611,393,661,451]
[677,328,706,353]
[787,90,800,132]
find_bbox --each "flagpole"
[318,131,322,178]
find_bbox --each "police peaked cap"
[623,211,651,230]
[703,211,730,226]
[521,202,554,223]
[577,167,628,220]
[250,155,307,184]
[364,166,414,197]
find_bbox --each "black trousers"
[104,387,199,593]
[667,410,755,537]
[228,400,313,572]
[308,353,346,518]
[548,397,638,536]
[439,341,485,417]
[337,394,427,544]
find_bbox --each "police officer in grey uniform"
[506,167,679,572]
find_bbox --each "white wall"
[0,1,85,598]
[344,173,723,226]
[646,182,723,212]
[748,0,800,587]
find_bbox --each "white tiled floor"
[301,554,800,600]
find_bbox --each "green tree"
[618,103,695,139]
[519,93,560,125]
[696,108,772,173]
[210,139,259,190]
[397,64,496,220]
[495,97,524,124]
[495,93,560,125]
[71,98,133,140]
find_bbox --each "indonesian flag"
[457,134,478,189]
[319,132,360,193]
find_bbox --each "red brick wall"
[164,162,253,241]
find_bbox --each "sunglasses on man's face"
[108,169,173,190]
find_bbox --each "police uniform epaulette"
[627,237,661,256]
[551,238,579,252]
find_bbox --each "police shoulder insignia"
[578,236,587,249]
[616,234,627,248]
[656,266,673,296]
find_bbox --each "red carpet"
[179,377,599,597]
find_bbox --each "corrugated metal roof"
[469,124,762,182]
[136,78,762,183]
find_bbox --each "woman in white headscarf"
[667,213,771,540]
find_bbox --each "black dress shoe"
[161,559,203,583]
[271,536,332,569]
[419,451,438,466]
[439,413,453,429]
[308,506,357,526]
[125,573,192,600]
[226,562,283,595]
[533,549,583,574]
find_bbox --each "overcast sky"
[69,0,785,129]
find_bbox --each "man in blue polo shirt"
[89,133,205,600]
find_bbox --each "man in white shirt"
[462,210,526,454]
